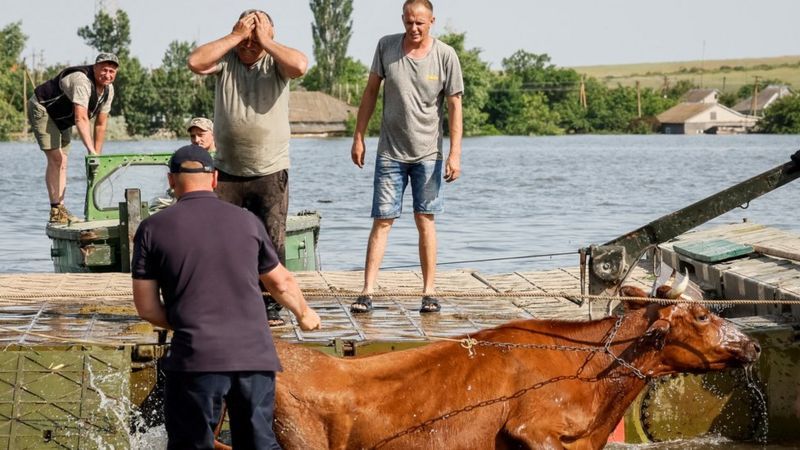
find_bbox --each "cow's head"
[620,277,760,376]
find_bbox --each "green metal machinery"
[45,153,321,273]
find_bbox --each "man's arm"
[252,13,307,79]
[73,105,97,155]
[187,15,254,75]
[93,112,108,155]
[259,265,320,331]
[132,279,171,330]
[350,72,383,168]
[444,94,463,183]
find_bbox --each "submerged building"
[289,91,357,136]
[656,102,758,134]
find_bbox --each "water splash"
[82,357,168,449]
[743,364,769,444]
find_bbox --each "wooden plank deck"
[2,223,800,348]
[0,267,655,347]
[659,222,800,318]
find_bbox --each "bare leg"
[414,213,437,295]
[44,148,67,205]
[362,218,394,294]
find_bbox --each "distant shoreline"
[572,54,800,90]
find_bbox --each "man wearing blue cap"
[28,52,119,224]
[131,145,320,449]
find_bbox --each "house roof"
[733,85,793,114]
[289,91,357,123]
[682,88,718,103]
[656,103,716,123]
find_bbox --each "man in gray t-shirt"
[188,9,307,327]
[350,0,463,314]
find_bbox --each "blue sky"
[5,0,800,69]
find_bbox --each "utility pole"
[662,76,670,98]
[636,81,642,118]
[750,76,760,116]
[579,76,587,110]
[699,40,706,88]
[22,63,28,139]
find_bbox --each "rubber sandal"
[266,298,286,327]
[420,296,441,313]
[350,295,373,314]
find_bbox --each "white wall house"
[657,102,758,134]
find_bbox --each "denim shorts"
[371,155,443,219]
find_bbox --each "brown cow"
[270,284,760,450]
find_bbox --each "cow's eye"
[696,314,709,323]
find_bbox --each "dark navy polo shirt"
[132,190,281,372]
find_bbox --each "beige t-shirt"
[212,51,291,177]
[60,71,114,114]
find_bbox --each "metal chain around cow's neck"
[370,315,649,449]
[459,313,647,380]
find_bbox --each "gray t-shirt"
[372,33,464,163]
[60,71,114,114]
[212,51,291,177]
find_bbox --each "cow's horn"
[667,270,689,299]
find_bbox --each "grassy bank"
[572,55,800,91]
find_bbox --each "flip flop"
[267,308,286,327]
[350,295,373,314]
[266,297,286,327]
[420,296,441,313]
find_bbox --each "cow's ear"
[643,319,670,350]
[620,286,650,311]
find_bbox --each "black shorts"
[216,169,288,265]
[164,370,282,450]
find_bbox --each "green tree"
[118,57,156,136]
[758,94,800,133]
[301,56,367,104]
[0,22,27,139]
[503,92,562,135]
[554,77,605,133]
[438,32,494,135]
[152,41,198,135]
[486,75,526,133]
[717,90,739,107]
[77,10,131,57]
[665,79,695,100]
[191,75,215,124]
[501,50,580,104]
[309,0,353,93]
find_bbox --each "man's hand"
[351,137,366,168]
[253,12,275,44]
[444,153,461,182]
[232,13,256,39]
[296,306,321,331]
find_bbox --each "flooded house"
[656,102,758,134]
[289,91,357,136]
[733,84,793,116]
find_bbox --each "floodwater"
[1,134,799,449]
[1,134,799,274]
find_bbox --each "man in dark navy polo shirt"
[131,144,320,449]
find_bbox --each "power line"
[381,251,577,270]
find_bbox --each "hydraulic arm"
[584,155,800,296]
